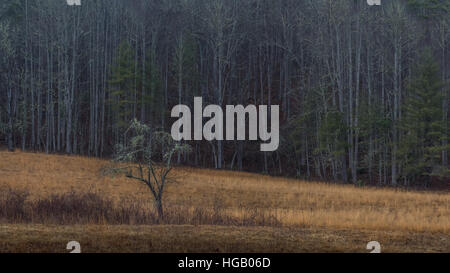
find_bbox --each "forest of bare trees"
[0,0,448,187]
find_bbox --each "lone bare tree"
[110,119,191,219]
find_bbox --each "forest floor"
[0,151,449,253]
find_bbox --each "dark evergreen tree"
[109,41,136,142]
[400,51,449,183]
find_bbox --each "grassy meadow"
[0,151,449,253]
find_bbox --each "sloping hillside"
[0,151,449,252]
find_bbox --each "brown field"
[0,151,449,252]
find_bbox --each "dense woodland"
[0,0,449,187]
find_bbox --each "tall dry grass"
[0,151,449,233]
[0,186,280,226]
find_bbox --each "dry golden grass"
[1,151,448,233]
